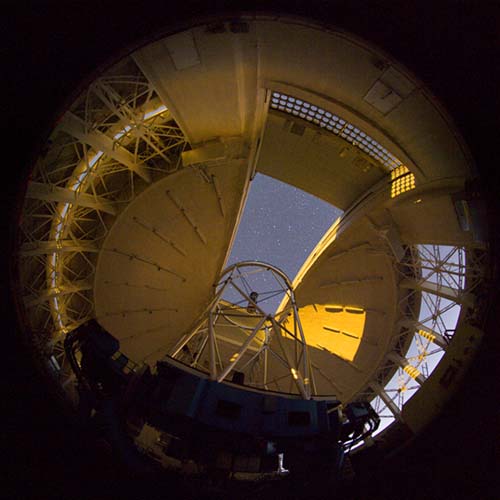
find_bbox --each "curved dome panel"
[94,161,249,364]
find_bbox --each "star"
[226,173,343,312]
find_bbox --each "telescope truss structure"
[170,261,314,399]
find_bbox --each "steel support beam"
[93,83,173,166]
[20,239,99,256]
[290,301,312,396]
[270,318,309,399]
[26,182,116,215]
[369,381,403,421]
[217,316,267,383]
[399,278,473,306]
[24,280,93,308]
[398,319,448,349]
[215,334,260,353]
[49,317,94,346]
[132,53,194,143]
[387,351,426,385]
[58,112,151,182]
[208,311,217,380]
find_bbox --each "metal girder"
[369,381,403,421]
[132,53,194,143]
[48,317,94,346]
[58,112,151,183]
[24,280,93,308]
[398,319,448,349]
[399,278,473,306]
[387,351,426,386]
[92,83,173,165]
[217,316,267,383]
[20,239,99,256]
[215,334,260,353]
[26,182,116,215]
[208,311,216,380]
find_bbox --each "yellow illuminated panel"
[391,165,410,180]
[418,329,436,342]
[287,304,366,362]
[403,364,421,379]
[391,165,416,198]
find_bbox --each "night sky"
[225,173,343,312]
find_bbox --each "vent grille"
[270,91,403,171]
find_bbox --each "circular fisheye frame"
[13,13,490,493]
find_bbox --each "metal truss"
[170,261,315,399]
[358,243,488,439]
[16,62,188,394]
